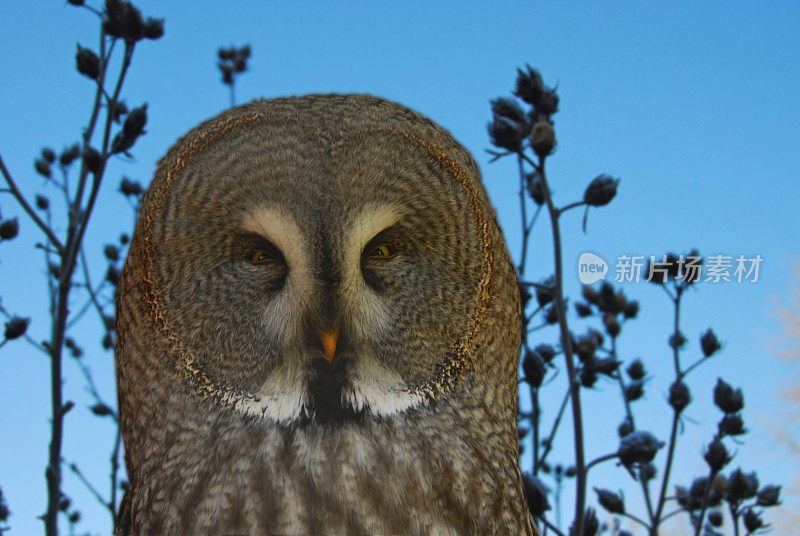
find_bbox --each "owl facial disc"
[139,104,493,429]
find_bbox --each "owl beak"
[319,328,339,364]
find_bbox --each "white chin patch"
[343,360,426,417]
[344,382,425,417]
[237,368,307,424]
[234,360,425,424]
[233,388,306,424]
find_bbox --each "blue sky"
[1,1,798,534]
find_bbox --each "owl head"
[120,94,521,429]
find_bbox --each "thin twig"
[611,336,656,526]
[517,154,531,275]
[0,305,50,356]
[660,507,685,523]
[100,42,133,156]
[671,289,683,376]
[523,305,543,325]
[68,29,109,254]
[531,384,540,474]
[79,3,104,17]
[585,452,619,472]
[535,154,587,536]
[692,456,720,536]
[660,283,676,303]
[540,516,565,536]
[78,248,111,333]
[66,293,101,329]
[69,463,108,510]
[612,337,636,429]
[730,502,741,536]
[653,411,681,529]
[109,425,122,528]
[621,511,652,531]
[514,152,539,477]
[538,387,571,469]
[640,475,656,528]
[0,155,64,251]
[681,356,707,378]
[74,358,118,422]
[554,475,563,531]
[558,200,586,215]
[527,204,543,233]
[653,290,684,534]
[23,335,49,355]
[519,281,553,291]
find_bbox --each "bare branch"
[69,463,109,510]
[0,154,64,251]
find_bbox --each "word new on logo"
[577,252,608,284]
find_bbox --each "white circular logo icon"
[577,252,608,284]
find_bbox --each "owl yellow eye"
[248,250,276,264]
[232,232,287,271]
[368,244,395,260]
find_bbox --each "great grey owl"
[115,94,535,535]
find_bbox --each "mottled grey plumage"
[115,94,535,535]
